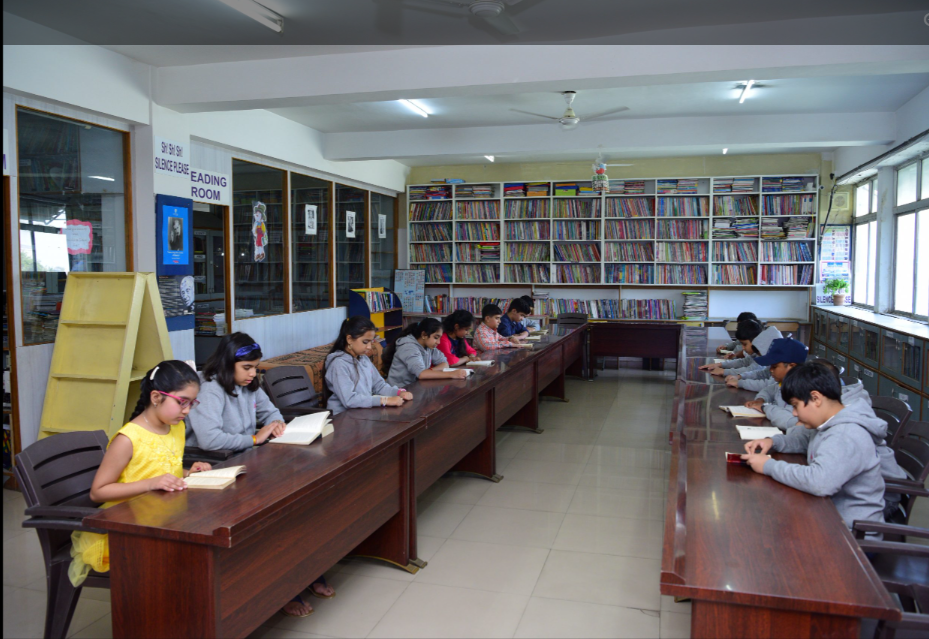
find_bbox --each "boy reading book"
[473,304,522,351]
[519,296,542,332]
[742,338,808,429]
[700,319,763,375]
[741,362,886,531]
[497,298,531,339]
[717,312,758,356]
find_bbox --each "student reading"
[385,317,470,387]
[717,312,757,356]
[325,316,413,414]
[69,360,212,586]
[437,310,479,366]
[497,297,531,339]
[473,304,522,351]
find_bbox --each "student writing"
[497,297,531,340]
[742,362,887,531]
[186,332,287,451]
[385,317,470,387]
[437,310,480,366]
[325,316,413,415]
[69,361,211,587]
[473,304,522,351]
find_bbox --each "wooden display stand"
[349,287,403,345]
[38,273,173,439]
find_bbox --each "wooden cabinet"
[849,319,880,368]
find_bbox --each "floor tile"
[415,501,473,538]
[533,550,661,611]
[270,572,408,638]
[3,530,49,587]
[515,597,660,639]
[249,624,333,638]
[515,443,593,464]
[661,595,693,614]
[70,615,112,639]
[577,473,667,495]
[567,487,666,520]
[477,479,577,514]
[660,611,692,639]
[586,446,669,470]
[451,505,565,549]
[420,476,493,506]
[3,586,110,639]
[531,429,602,446]
[553,514,664,559]
[500,458,586,486]
[368,582,529,638]
[414,538,548,595]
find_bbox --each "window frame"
[851,176,878,310]
[891,153,929,322]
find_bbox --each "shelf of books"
[408,174,819,288]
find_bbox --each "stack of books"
[762,178,783,192]
[681,291,708,319]
[578,185,595,197]
[624,181,646,194]
[713,178,733,193]
[657,179,698,194]
[608,180,626,194]
[410,185,451,200]
[363,292,396,312]
[554,182,578,196]
[504,183,526,197]
[712,218,736,239]
[782,177,805,191]
[457,184,494,198]
[526,182,549,197]
[786,219,812,239]
[733,178,755,192]
[761,219,785,239]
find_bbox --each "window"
[370,193,396,290]
[335,185,368,306]
[17,108,130,344]
[855,181,871,217]
[892,156,928,319]
[896,161,917,207]
[291,173,331,311]
[232,159,286,318]
[851,177,878,308]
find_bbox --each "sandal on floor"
[309,575,336,600]
[281,595,314,617]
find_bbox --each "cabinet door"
[812,341,828,360]
[832,351,849,375]
[849,320,880,368]
[835,316,849,353]
[813,309,828,342]
[878,375,917,410]
[850,360,878,395]
[826,315,841,349]
[881,330,924,388]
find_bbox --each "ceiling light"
[398,99,429,118]
[738,80,755,104]
[722,148,728,155]
[88,175,115,181]
[216,0,283,33]
[484,155,495,162]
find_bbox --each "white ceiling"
[269,73,929,133]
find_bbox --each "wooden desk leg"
[109,534,220,639]
[350,442,421,574]
[691,600,859,639]
[453,394,503,482]
[540,371,568,402]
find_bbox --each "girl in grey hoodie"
[383,318,469,388]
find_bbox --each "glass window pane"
[232,159,285,318]
[370,193,396,290]
[17,108,128,344]
[867,221,876,307]
[853,224,869,305]
[335,185,367,306]
[923,158,929,201]
[917,209,929,318]
[291,173,331,312]
[855,182,870,217]
[897,162,917,207]
[871,179,878,213]
[894,213,916,313]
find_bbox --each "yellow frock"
[68,421,185,587]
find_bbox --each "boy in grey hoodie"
[702,320,783,383]
[742,362,885,530]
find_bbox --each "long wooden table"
[85,324,587,638]
[662,327,900,638]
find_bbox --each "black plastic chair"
[14,431,111,639]
[556,312,588,326]
[872,582,929,639]
[871,395,914,448]
[261,365,327,421]
[884,421,929,526]
[183,446,237,467]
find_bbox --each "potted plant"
[824,279,849,306]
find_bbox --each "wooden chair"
[872,582,928,639]
[14,431,111,639]
[871,395,914,448]
[261,365,327,421]
[556,312,588,326]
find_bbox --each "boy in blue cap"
[742,338,808,426]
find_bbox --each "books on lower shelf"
[714,264,757,285]
[556,264,600,283]
[457,201,499,219]
[535,298,674,320]
[185,466,246,490]
[553,220,600,240]
[456,221,500,241]
[411,223,452,241]
[760,242,813,262]
[506,243,550,261]
[658,264,707,284]
[505,221,550,240]
[714,195,758,216]
[505,199,548,218]
[411,243,452,262]
[604,242,654,261]
[606,198,653,217]
[505,264,550,283]
[712,217,759,239]
[552,199,600,218]
[681,291,708,319]
[362,291,397,312]
[656,242,708,262]
[657,196,708,217]
[457,242,500,262]
[456,264,499,283]
[410,201,452,221]
[605,264,653,284]
[268,412,334,446]
[762,194,815,216]
[657,219,707,240]
[553,242,601,262]
[714,241,758,262]
[605,219,653,240]
[415,264,453,282]
[760,264,814,285]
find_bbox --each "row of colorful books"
[410,201,453,221]
[410,185,451,200]
[556,264,601,283]
[605,219,653,240]
[657,265,708,284]
[605,264,653,284]
[604,242,654,261]
[456,222,500,241]
[714,195,758,216]
[760,242,814,261]
[553,242,601,262]
[411,244,452,262]
[505,221,550,240]
[606,198,653,217]
[416,264,453,282]
[552,199,600,218]
[712,218,759,239]
[656,242,708,262]
[505,199,548,219]
[714,242,758,262]
[713,265,757,285]
[761,194,815,216]
[456,264,499,283]
[657,197,709,217]
[608,180,646,194]
[410,223,453,242]
[362,292,397,312]
[713,178,755,193]
[657,179,699,195]
[457,201,499,220]
[506,243,550,261]
[455,184,494,198]
[456,242,500,262]
[503,182,550,197]
[657,220,707,240]
[760,264,814,285]
[505,264,551,283]
[553,220,600,240]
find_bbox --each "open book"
[185,466,246,490]
[736,425,782,440]
[525,336,542,342]
[268,411,334,446]
[719,349,733,355]
[443,367,473,376]
[713,358,727,364]
[529,330,548,335]
[719,405,766,418]
[466,360,494,366]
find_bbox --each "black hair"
[130,360,201,420]
[519,295,534,308]
[508,298,532,315]
[735,318,764,342]
[737,312,758,323]
[203,332,263,397]
[482,303,502,319]
[780,362,842,404]
[329,316,378,357]
[382,317,443,373]
[808,357,841,383]
[442,310,474,357]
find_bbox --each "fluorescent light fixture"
[217,0,283,33]
[88,175,115,182]
[398,99,429,118]
[738,80,755,104]
[722,148,728,155]
[484,155,495,162]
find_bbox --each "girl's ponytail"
[130,360,201,420]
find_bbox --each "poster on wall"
[305,204,317,235]
[60,219,94,254]
[815,225,852,304]
[155,194,195,331]
[161,205,190,266]
[378,214,387,239]
[252,201,268,262]
[158,275,196,318]
[346,211,356,238]
[394,269,425,313]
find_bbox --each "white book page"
[443,368,472,375]
[735,425,782,440]
[466,360,494,366]
[285,412,331,434]
[193,465,246,479]
[721,405,765,418]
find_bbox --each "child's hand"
[725,375,740,388]
[716,345,725,354]
[189,462,212,473]
[744,399,764,411]
[449,369,469,379]
[709,366,725,377]
[256,420,286,444]
[743,438,774,456]
[741,452,771,474]
[149,473,187,492]
[726,352,738,360]
[400,391,414,401]
[508,336,521,344]
[698,363,713,370]
[384,396,405,407]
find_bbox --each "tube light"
[722,148,728,155]
[738,80,755,104]
[484,155,495,162]
[88,175,115,181]
[398,99,429,118]
[217,0,284,33]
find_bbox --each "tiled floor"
[5,366,926,638]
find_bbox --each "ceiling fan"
[394,0,544,36]
[511,91,630,130]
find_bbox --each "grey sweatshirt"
[325,350,401,415]
[386,334,448,387]
[765,398,886,529]
[725,326,782,386]
[185,375,284,451]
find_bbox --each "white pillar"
[874,166,895,313]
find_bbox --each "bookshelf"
[348,288,403,345]
[407,175,819,288]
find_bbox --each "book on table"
[526,336,542,341]
[268,411,334,446]
[443,367,473,376]
[466,360,494,366]
[185,466,246,490]
[719,405,766,418]
[735,425,782,440]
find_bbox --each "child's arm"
[254,387,285,428]
[738,376,772,392]
[761,430,870,497]
[762,403,799,431]
[327,359,386,409]
[89,434,186,502]
[770,425,814,454]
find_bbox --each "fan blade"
[510,109,560,121]
[482,12,521,34]
[583,106,630,122]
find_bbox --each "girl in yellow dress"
[69,360,212,587]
